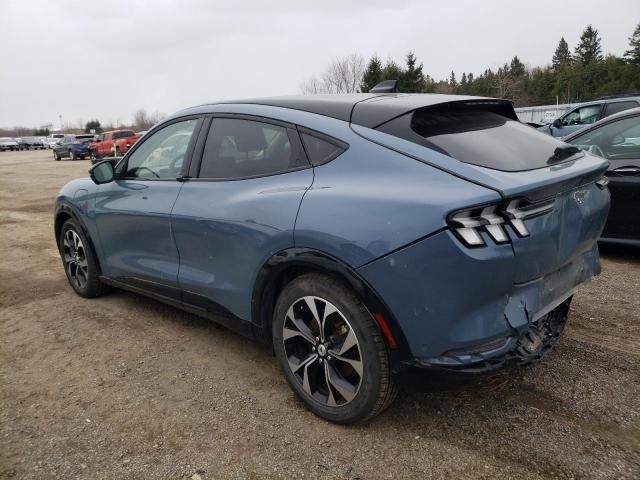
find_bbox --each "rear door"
[568,113,640,240]
[171,115,313,320]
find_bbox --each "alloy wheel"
[62,229,89,289]
[282,296,363,407]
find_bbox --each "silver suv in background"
[0,137,19,151]
[539,94,640,137]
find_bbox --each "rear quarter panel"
[295,132,500,268]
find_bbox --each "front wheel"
[69,150,75,160]
[53,150,60,161]
[58,219,110,298]
[272,273,397,424]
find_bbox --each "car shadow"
[599,242,640,264]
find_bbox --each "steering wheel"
[136,166,161,178]
[588,145,606,159]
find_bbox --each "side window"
[603,101,639,118]
[198,118,308,179]
[570,115,640,160]
[562,105,601,126]
[300,132,347,165]
[124,119,198,180]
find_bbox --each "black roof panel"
[210,93,513,128]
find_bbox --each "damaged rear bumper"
[358,230,601,373]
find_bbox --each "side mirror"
[89,160,115,184]
[552,118,562,128]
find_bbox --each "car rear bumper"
[358,229,601,371]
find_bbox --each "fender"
[250,247,412,369]
[54,201,104,274]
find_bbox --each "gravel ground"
[1,150,639,480]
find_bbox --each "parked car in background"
[539,94,640,137]
[136,130,148,138]
[89,129,140,159]
[564,107,640,246]
[45,134,65,148]
[54,90,610,423]
[0,137,19,151]
[16,137,32,150]
[52,134,95,160]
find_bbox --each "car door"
[171,115,313,321]
[93,118,202,296]
[567,113,640,241]
[552,104,602,137]
[56,136,71,157]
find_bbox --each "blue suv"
[538,95,640,138]
[54,91,610,423]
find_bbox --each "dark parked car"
[52,134,96,160]
[54,89,610,423]
[539,94,640,137]
[565,107,640,246]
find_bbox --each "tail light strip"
[448,198,555,247]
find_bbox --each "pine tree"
[460,72,467,86]
[552,37,572,70]
[381,59,403,82]
[360,56,383,92]
[449,71,457,87]
[510,56,526,77]
[574,25,603,65]
[398,52,426,92]
[624,22,640,64]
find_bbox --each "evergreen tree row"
[359,23,640,106]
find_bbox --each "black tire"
[69,150,75,161]
[115,146,122,157]
[58,219,110,298]
[272,273,397,424]
[54,150,60,161]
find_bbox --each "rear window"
[378,104,576,172]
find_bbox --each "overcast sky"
[0,0,638,128]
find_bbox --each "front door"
[93,118,201,294]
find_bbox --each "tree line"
[303,23,640,107]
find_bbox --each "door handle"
[612,166,640,175]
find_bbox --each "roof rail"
[595,93,640,100]
[370,80,398,93]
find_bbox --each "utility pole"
[58,114,63,131]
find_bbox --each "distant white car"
[45,134,65,149]
[0,137,19,151]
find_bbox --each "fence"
[514,103,579,124]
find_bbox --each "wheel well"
[54,210,103,274]
[252,258,405,356]
[54,211,72,242]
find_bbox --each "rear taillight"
[448,198,555,247]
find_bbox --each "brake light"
[448,198,555,247]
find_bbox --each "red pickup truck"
[89,130,140,159]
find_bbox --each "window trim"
[189,113,312,182]
[116,115,203,182]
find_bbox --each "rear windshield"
[378,104,576,172]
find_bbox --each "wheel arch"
[54,203,103,274]
[250,247,411,367]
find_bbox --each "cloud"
[0,0,638,127]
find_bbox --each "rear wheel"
[58,219,110,298]
[272,273,397,424]
[53,150,60,161]
[69,150,75,161]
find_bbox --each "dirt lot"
[0,150,638,480]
